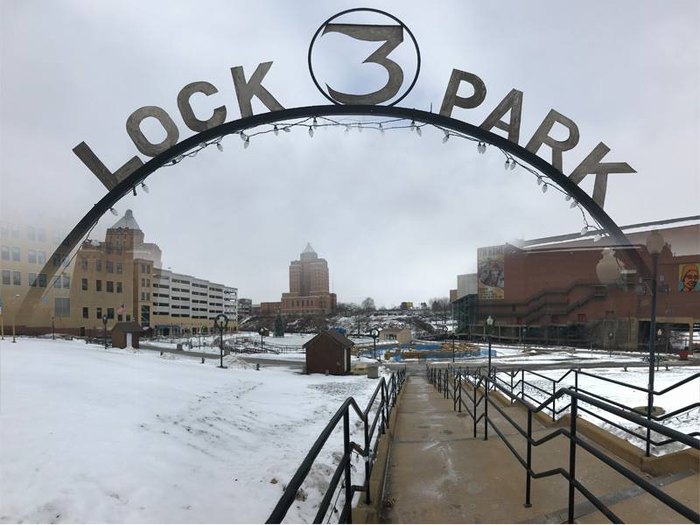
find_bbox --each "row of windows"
[1,246,49,264]
[0,224,58,242]
[1,270,70,289]
[80,279,123,293]
[82,306,131,322]
[79,258,123,274]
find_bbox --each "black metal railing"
[266,367,407,524]
[427,364,699,523]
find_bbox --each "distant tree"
[336,302,360,315]
[430,297,451,329]
[361,297,376,312]
[273,314,285,337]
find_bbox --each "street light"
[258,327,269,352]
[215,314,229,368]
[369,328,380,362]
[645,229,664,457]
[12,293,20,343]
[102,315,108,349]
[486,316,495,378]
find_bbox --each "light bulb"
[273,125,279,136]
[312,117,318,128]
[541,184,548,193]
[570,201,578,209]
[416,126,422,137]
[345,125,350,134]
[308,127,314,138]
[216,142,223,152]
[239,131,247,141]
[243,138,250,149]
[504,159,510,170]
[536,177,542,185]
[565,194,572,201]
[510,160,516,170]
[580,226,589,236]
[593,234,602,242]
[110,208,118,216]
[141,182,149,193]
[283,126,291,133]
[442,132,449,144]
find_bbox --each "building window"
[107,308,114,320]
[37,228,46,242]
[96,259,102,272]
[2,270,10,285]
[116,262,123,274]
[55,298,70,318]
[80,258,88,271]
[117,314,123,322]
[38,274,47,288]
[81,278,88,291]
[27,226,36,240]
[116,281,123,293]
[28,250,37,264]
[107,281,114,293]
[29,272,37,287]
[37,251,46,264]
[96,280,102,292]
[106,261,114,273]
[1,245,9,260]
[96,307,102,319]
[12,271,21,286]
[11,247,20,261]
[62,275,71,289]
[82,307,89,319]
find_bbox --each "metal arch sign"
[73,7,633,211]
[20,8,646,320]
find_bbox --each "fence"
[266,368,406,523]
[427,364,699,523]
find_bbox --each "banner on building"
[678,263,699,292]
[478,245,505,300]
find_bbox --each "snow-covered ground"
[1,337,697,523]
[0,338,385,523]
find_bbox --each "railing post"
[473,376,478,438]
[568,396,578,524]
[381,382,387,434]
[364,409,371,505]
[484,372,489,441]
[453,371,458,411]
[510,371,515,405]
[525,409,532,508]
[343,410,353,523]
[552,379,557,422]
[521,368,525,402]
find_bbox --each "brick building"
[453,218,699,350]
[263,243,337,316]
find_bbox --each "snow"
[1,338,697,523]
[0,338,384,523]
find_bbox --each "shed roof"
[303,329,355,349]
[112,322,144,333]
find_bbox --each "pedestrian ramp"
[354,374,699,524]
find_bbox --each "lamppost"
[258,327,269,352]
[102,315,108,349]
[645,230,664,457]
[369,328,380,362]
[52,316,55,340]
[486,316,495,378]
[11,293,20,343]
[452,332,456,363]
[215,313,229,368]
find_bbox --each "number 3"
[322,24,404,105]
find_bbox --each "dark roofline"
[303,330,354,349]
[523,215,700,247]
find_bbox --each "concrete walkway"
[376,373,699,524]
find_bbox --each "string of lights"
[129,115,605,240]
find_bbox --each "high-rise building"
[262,243,337,316]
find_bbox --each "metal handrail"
[266,368,406,523]
[427,365,700,523]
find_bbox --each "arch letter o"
[126,106,180,157]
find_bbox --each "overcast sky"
[1,0,698,308]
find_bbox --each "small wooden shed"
[304,330,354,375]
[111,322,143,349]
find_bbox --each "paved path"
[377,373,698,523]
